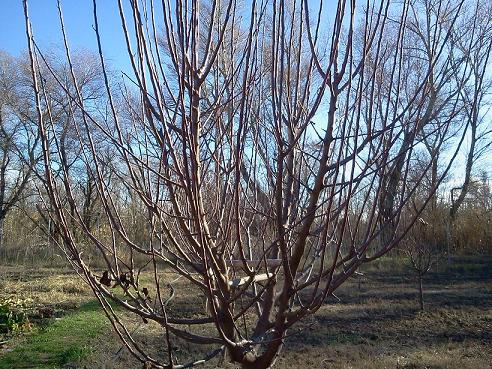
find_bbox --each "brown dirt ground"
[1,257,491,369]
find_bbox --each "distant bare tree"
[452,171,492,254]
[404,217,436,311]
[23,0,477,367]
[445,1,492,259]
[0,51,40,253]
[30,50,113,248]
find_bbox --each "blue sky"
[0,1,132,73]
[0,1,334,75]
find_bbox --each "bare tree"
[30,50,114,250]
[0,50,40,254]
[445,1,492,259]
[402,156,444,311]
[404,217,437,311]
[23,0,477,368]
[451,171,492,254]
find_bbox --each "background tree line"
[1,22,491,264]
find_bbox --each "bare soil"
[1,257,491,369]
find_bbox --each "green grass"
[0,300,110,369]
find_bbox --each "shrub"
[0,297,32,334]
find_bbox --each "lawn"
[0,301,108,369]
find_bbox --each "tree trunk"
[0,215,5,260]
[418,273,424,311]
